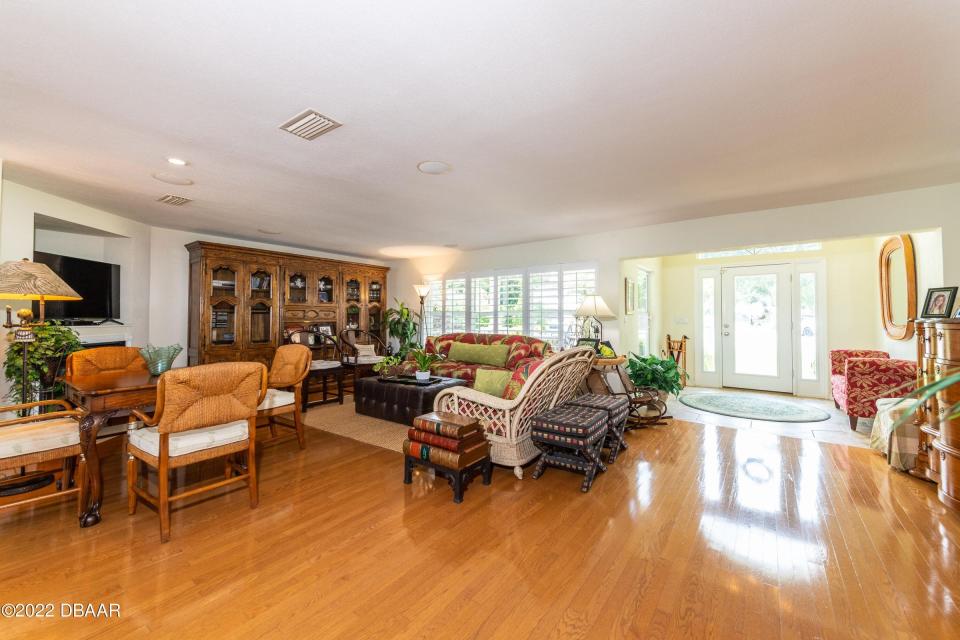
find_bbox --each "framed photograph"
[921,287,958,319]
[624,277,636,315]
[316,325,333,336]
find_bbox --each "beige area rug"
[302,400,406,453]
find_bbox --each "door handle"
[723,332,730,336]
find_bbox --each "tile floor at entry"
[670,386,870,449]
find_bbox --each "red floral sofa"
[830,349,916,430]
[403,333,553,399]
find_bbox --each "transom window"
[421,264,597,349]
[697,243,822,260]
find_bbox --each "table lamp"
[575,294,615,342]
[413,283,431,345]
[0,258,82,404]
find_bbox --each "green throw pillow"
[448,342,510,368]
[473,369,512,397]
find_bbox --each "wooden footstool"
[530,404,609,492]
[567,393,630,464]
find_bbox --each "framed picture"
[921,287,958,319]
[624,277,636,315]
[576,337,600,353]
[316,325,333,336]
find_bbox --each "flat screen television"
[31,251,121,321]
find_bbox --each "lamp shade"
[575,294,614,319]
[413,283,432,298]
[0,259,81,300]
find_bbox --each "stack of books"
[403,411,488,469]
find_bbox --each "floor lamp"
[413,283,431,347]
[0,258,82,405]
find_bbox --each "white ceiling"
[2,1,959,258]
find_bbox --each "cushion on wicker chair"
[0,418,80,458]
[128,419,249,457]
[258,388,296,410]
[310,360,341,370]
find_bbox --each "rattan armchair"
[257,344,311,449]
[434,347,595,478]
[65,346,147,376]
[0,399,86,516]
[128,362,267,543]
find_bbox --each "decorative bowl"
[139,344,183,376]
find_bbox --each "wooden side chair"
[127,362,267,543]
[65,346,148,377]
[290,331,345,410]
[257,344,311,449]
[0,399,86,517]
[339,329,386,391]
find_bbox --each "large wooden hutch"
[186,242,388,366]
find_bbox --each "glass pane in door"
[733,274,777,376]
[288,273,307,304]
[212,267,236,296]
[250,270,271,300]
[701,277,716,372]
[211,301,236,345]
[799,272,817,380]
[249,302,271,344]
[317,276,334,303]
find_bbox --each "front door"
[720,264,793,392]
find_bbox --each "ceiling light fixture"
[166,157,188,166]
[417,161,451,175]
[152,172,194,186]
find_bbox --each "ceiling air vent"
[157,194,191,206]
[279,109,341,140]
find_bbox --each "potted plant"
[625,352,687,401]
[409,348,442,382]
[4,321,82,404]
[372,354,403,379]
[384,299,421,359]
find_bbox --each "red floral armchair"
[829,350,916,430]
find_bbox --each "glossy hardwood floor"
[1,416,959,639]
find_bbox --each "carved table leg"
[78,411,113,527]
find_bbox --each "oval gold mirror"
[879,234,916,340]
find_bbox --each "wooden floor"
[1,416,959,639]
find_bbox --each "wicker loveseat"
[403,332,554,399]
[434,346,595,478]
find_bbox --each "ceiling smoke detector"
[157,194,192,206]
[279,109,342,140]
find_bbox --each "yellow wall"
[619,257,662,356]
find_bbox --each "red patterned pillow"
[502,358,546,399]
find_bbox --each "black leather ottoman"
[354,376,467,425]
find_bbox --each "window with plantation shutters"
[444,278,467,332]
[470,276,495,333]
[422,264,597,348]
[496,274,524,334]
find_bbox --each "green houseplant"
[409,348,443,382]
[384,299,421,359]
[372,354,403,378]
[4,321,83,403]
[625,352,687,399]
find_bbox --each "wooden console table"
[63,370,159,527]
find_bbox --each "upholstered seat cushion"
[258,388,296,410]
[0,418,79,459]
[567,393,630,426]
[354,355,384,365]
[310,359,341,370]
[531,404,608,448]
[128,419,249,458]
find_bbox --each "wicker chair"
[0,399,86,517]
[128,362,267,543]
[65,346,147,377]
[257,344,312,449]
[434,346,595,479]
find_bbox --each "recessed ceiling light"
[379,245,457,258]
[258,228,282,235]
[166,157,188,166]
[151,172,194,186]
[417,161,451,175]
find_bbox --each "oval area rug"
[679,392,831,423]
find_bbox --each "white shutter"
[528,270,561,347]
[496,274,524,334]
[444,278,467,332]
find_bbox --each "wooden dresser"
[915,318,960,509]
[186,242,388,367]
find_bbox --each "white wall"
[34,229,106,262]
[390,183,960,352]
